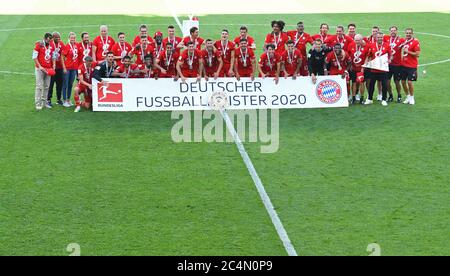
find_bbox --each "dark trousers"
[48,68,64,101]
[368,72,388,101]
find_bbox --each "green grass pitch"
[0,12,449,256]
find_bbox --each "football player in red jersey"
[324,25,354,52]
[152,31,165,77]
[400,28,421,105]
[132,24,155,48]
[61,32,79,107]
[47,31,64,106]
[364,26,380,46]
[92,25,115,63]
[233,26,256,50]
[348,34,370,104]
[178,27,204,51]
[163,25,183,55]
[214,30,235,77]
[287,21,314,76]
[154,42,179,78]
[33,32,55,110]
[111,32,132,67]
[201,39,223,80]
[77,32,92,65]
[74,56,96,112]
[312,23,330,43]
[386,26,406,103]
[325,43,351,96]
[134,54,155,78]
[281,40,303,79]
[264,20,289,56]
[177,41,203,82]
[364,32,392,106]
[347,23,357,39]
[129,36,154,65]
[258,44,281,84]
[234,38,256,81]
[112,55,135,78]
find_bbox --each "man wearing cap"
[33,32,56,110]
[153,31,164,76]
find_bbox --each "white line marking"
[220,109,298,256]
[418,59,450,67]
[0,70,34,76]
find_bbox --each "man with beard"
[33,32,56,110]
[201,39,222,80]
[287,21,313,76]
[154,43,180,78]
[400,28,421,105]
[47,31,64,106]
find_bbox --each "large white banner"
[92,76,348,112]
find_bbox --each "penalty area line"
[220,109,298,257]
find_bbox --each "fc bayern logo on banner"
[316,80,342,104]
[98,83,123,103]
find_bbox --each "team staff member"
[47,31,64,107]
[400,28,420,105]
[348,34,370,104]
[33,32,56,110]
[309,39,331,84]
[92,25,115,63]
[61,32,79,107]
[93,52,117,82]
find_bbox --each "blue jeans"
[62,69,77,101]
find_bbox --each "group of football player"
[32,21,420,112]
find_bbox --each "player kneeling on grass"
[234,38,256,81]
[258,44,281,84]
[74,56,96,112]
[281,40,303,80]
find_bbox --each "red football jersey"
[259,52,281,76]
[201,49,221,75]
[281,49,303,76]
[348,44,370,71]
[312,33,331,43]
[34,41,55,69]
[400,38,420,69]
[62,42,79,70]
[162,36,183,54]
[233,35,256,48]
[286,31,314,57]
[113,64,134,78]
[265,32,289,55]
[368,42,392,73]
[214,40,235,64]
[179,49,203,76]
[324,34,354,52]
[325,51,351,75]
[153,44,165,59]
[77,62,96,84]
[386,36,406,66]
[92,35,115,61]
[235,47,255,75]
[77,42,92,65]
[182,36,204,51]
[132,35,155,48]
[111,42,132,66]
[156,50,179,77]
[130,45,155,65]
[51,41,65,69]
[134,63,153,78]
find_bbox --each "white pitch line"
[0,70,34,76]
[418,59,450,67]
[220,110,298,257]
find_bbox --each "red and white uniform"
[130,45,155,65]
[324,34,354,52]
[265,32,289,55]
[325,51,351,75]
[367,42,391,73]
[178,49,203,78]
[114,64,137,78]
[132,35,155,48]
[201,49,221,77]
[214,40,235,77]
[135,64,153,78]
[62,42,80,70]
[162,36,183,55]
[77,42,92,65]
[92,35,115,62]
[156,50,179,78]
[348,44,370,72]
[312,33,331,43]
[233,35,256,48]
[235,47,255,77]
[400,38,420,69]
[34,41,55,69]
[387,36,405,67]
[182,36,204,51]
[287,31,313,76]
[111,41,132,66]
[259,52,281,77]
[51,40,65,70]
[281,49,303,77]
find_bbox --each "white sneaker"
[381,100,388,106]
[355,94,361,101]
[45,103,52,109]
[377,94,383,101]
[63,101,71,108]
[36,105,43,111]
[68,101,74,107]
[74,106,81,112]
[409,97,415,105]
[403,95,411,104]
[364,99,373,105]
